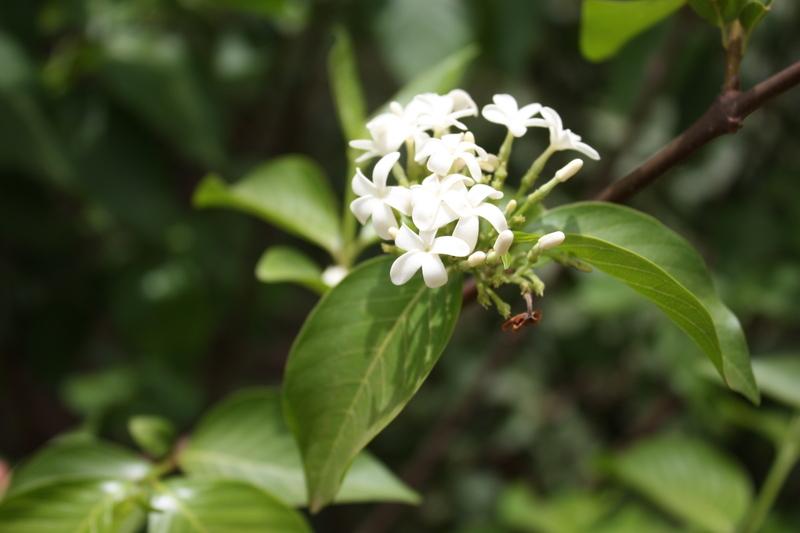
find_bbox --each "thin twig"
[596,59,800,203]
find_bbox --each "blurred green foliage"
[1,0,799,531]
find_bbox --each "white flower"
[390,224,470,288]
[410,173,474,232]
[349,102,426,162]
[415,133,488,180]
[481,94,543,138]
[537,231,565,250]
[450,184,508,252]
[321,265,348,287]
[528,107,600,160]
[411,89,478,132]
[350,152,412,239]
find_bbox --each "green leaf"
[592,506,682,533]
[580,0,686,62]
[100,29,225,168]
[497,484,617,533]
[0,480,146,533]
[751,354,800,410]
[527,202,759,403]
[193,155,342,254]
[7,440,152,498]
[129,415,178,459]
[328,27,367,143]
[148,478,310,533]
[687,0,748,26]
[180,389,420,508]
[255,246,327,294]
[182,0,309,25]
[740,1,771,44]
[283,256,462,512]
[382,45,480,112]
[600,436,752,533]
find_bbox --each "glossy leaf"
[180,389,419,508]
[580,0,686,62]
[193,155,342,254]
[0,480,145,533]
[601,436,752,533]
[527,202,759,403]
[255,246,327,294]
[149,478,310,533]
[129,415,178,459]
[497,484,617,533]
[382,45,480,112]
[751,354,800,410]
[329,27,367,143]
[7,440,152,498]
[283,256,462,512]
[100,29,225,168]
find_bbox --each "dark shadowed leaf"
[329,27,367,143]
[526,202,759,403]
[193,155,341,254]
[600,435,752,533]
[180,389,419,507]
[129,416,178,459]
[283,256,462,511]
[751,353,800,410]
[497,484,617,533]
[148,478,310,533]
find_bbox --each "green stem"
[340,147,360,263]
[514,145,555,201]
[491,131,516,189]
[739,413,800,533]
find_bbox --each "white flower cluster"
[349,90,597,289]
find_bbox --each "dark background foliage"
[1,0,799,531]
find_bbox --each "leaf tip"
[192,173,228,209]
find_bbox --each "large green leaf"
[7,440,152,498]
[497,484,617,533]
[600,436,752,533]
[527,202,758,403]
[580,0,686,62]
[193,155,341,254]
[751,354,800,410]
[148,479,310,533]
[100,29,225,168]
[687,0,748,26]
[592,506,682,533]
[0,480,145,533]
[179,389,419,507]
[282,256,463,512]
[328,27,367,143]
[255,245,327,294]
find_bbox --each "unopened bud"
[555,159,584,182]
[494,230,515,256]
[390,101,403,116]
[321,265,349,287]
[504,199,517,214]
[537,231,565,250]
[467,251,486,267]
[388,227,399,239]
[464,131,475,144]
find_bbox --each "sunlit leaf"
[0,480,146,533]
[751,354,800,410]
[527,202,759,403]
[100,29,225,168]
[7,440,152,498]
[149,478,310,533]
[600,435,752,533]
[497,484,617,533]
[129,416,178,459]
[329,27,367,143]
[193,155,342,254]
[580,0,686,62]
[283,256,462,511]
[255,246,326,294]
[180,389,419,508]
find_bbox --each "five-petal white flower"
[349,102,422,163]
[390,224,470,288]
[410,173,474,232]
[412,89,478,133]
[450,184,508,252]
[350,152,412,239]
[528,106,600,160]
[415,133,488,181]
[481,94,543,138]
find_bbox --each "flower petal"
[441,189,472,217]
[352,169,377,197]
[474,203,508,233]
[518,102,542,119]
[481,104,509,126]
[492,94,518,114]
[371,202,399,240]
[467,184,503,205]
[372,151,401,190]
[427,151,456,176]
[384,186,412,215]
[394,224,425,252]
[452,215,479,252]
[572,139,600,160]
[390,251,424,285]
[430,235,470,257]
[420,253,448,288]
[539,106,563,131]
[350,196,377,224]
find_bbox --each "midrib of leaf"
[312,283,428,498]
[182,449,299,483]
[152,480,207,533]
[75,483,134,533]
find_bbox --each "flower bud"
[322,265,348,287]
[388,227,399,239]
[494,230,515,256]
[464,131,476,144]
[555,159,584,182]
[467,251,486,267]
[504,199,517,214]
[537,231,565,250]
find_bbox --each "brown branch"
[596,58,800,204]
